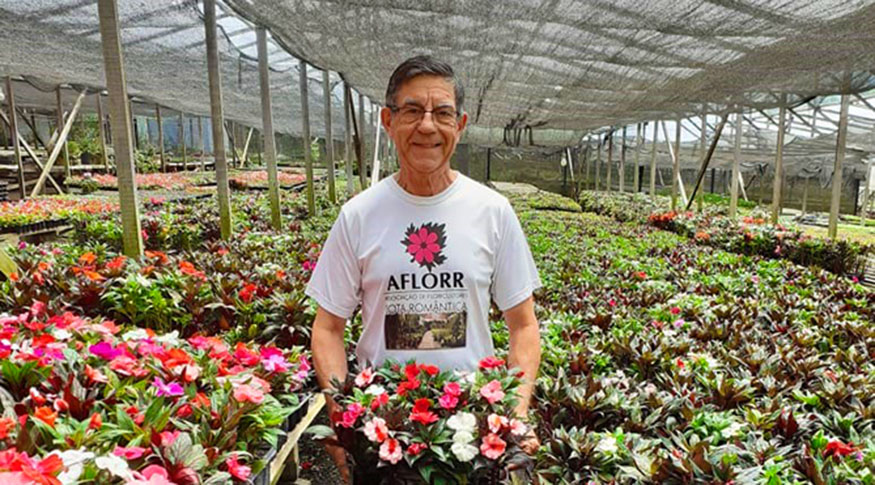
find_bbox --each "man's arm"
[503,296,540,418]
[312,306,349,392]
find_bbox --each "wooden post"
[606,129,613,193]
[97,0,143,257]
[861,161,871,227]
[56,87,71,179]
[618,126,626,193]
[594,136,601,191]
[730,109,742,218]
[343,82,354,196]
[673,118,682,210]
[156,106,165,172]
[0,110,64,194]
[697,112,706,211]
[650,121,658,200]
[323,70,336,202]
[771,96,787,224]
[801,178,809,214]
[686,113,728,211]
[256,26,281,229]
[299,60,316,215]
[179,113,187,170]
[358,93,367,187]
[633,123,642,194]
[96,93,109,170]
[31,91,85,196]
[5,78,26,199]
[198,117,205,171]
[203,0,232,239]
[828,90,850,239]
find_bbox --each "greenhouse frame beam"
[32,90,85,197]
[96,0,143,258]
[241,127,253,165]
[828,90,850,239]
[299,60,316,215]
[5,77,26,199]
[156,106,166,172]
[15,107,48,152]
[257,26,282,229]
[730,110,742,218]
[96,94,109,169]
[56,87,71,180]
[687,113,728,211]
[344,81,354,196]
[358,92,367,188]
[179,112,187,170]
[606,129,613,193]
[0,111,64,194]
[323,69,336,203]
[618,126,626,193]
[204,0,233,240]
[649,120,658,201]
[771,98,787,224]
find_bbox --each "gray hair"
[385,55,464,113]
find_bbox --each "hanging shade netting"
[224,0,875,137]
[0,0,353,138]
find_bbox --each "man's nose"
[416,111,439,134]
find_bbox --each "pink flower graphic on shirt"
[401,222,447,271]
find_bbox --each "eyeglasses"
[389,105,459,127]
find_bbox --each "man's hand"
[312,307,351,483]
[518,428,540,455]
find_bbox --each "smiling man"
[306,55,542,480]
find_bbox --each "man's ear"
[380,106,393,132]
[455,112,468,138]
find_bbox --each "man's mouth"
[412,142,442,148]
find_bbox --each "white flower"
[450,441,479,462]
[52,449,95,485]
[447,412,477,433]
[364,384,385,396]
[452,430,476,444]
[121,329,149,341]
[95,454,134,481]
[155,331,180,346]
[722,421,745,439]
[354,367,375,388]
[52,329,72,341]
[643,383,658,396]
[596,436,618,454]
[509,419,528,436]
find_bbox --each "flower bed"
[229,170,307,190]
[0,304,311,484]
[648,209,872,277]
[0,197,118,232]
[308,358,532,484]
[68,173,215,192]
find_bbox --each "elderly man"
[306,55,541,480]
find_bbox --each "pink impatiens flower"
[487,413,509,433]
[339,403,365,428]
[260,348,290,373]
[480,380,505,404]
[226,453,251,481]
[406,227,441,264]
[480,433,507,460]
[355,367,375,388]
[379,438,403,464]
[153,377,184,397]
[363,417,389,443]
[233,384,265,404]
[113,446,148,460]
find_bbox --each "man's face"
[381,75,468,175]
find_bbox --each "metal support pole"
[256,26,281,229]
[5,78,26,199]
[673,118,682,210]
[861,161,871,227]
[179,113,187,170]
[344,82,354,196]
[323,69,336,202]
[97,0,143,257]
[649,121,658,200]
[370,107,382,186]
[686,113,728,211]
[156,105,165,172]
[697,112,706,211]
[606,129,613,193]
[633,123,642,194]
[771,96,787,224]
[203,0,232,239]
[97,93,109,170]
[828,90,851,239]
[486,147,492,181]
[358,93,367,188]
[299,60,316,215]
[595,137,601,191]
[198,117,205,171]
[730,110,742,218]
[618,126,626,193]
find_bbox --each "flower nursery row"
[577,190,871,277]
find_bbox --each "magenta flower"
[153,377,184,397]
[89,341,122,360]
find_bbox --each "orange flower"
[0,416,15,439]
[82,270,105,282]
[8,272,18,282]
[78,252,97,266]
[33,406,57,427]
[88,413,103,430]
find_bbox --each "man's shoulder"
[457,175,511,209]
[338,177,395,217]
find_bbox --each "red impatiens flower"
[407,442,427,456]
[479,357,505,370]
[33,407,57,428]
[178,261,206,280]
[825,440,857,459]
[410,398,439,425]
[238,283,257,303]
[0,417,15,439]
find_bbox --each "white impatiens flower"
[364,384,386,396]
[451,441,479,462]
[452,430,476,444]
[121,328,149,341]
[154,330,180,346]
[52,329,72,341]
[447,412,477,433]
[95,454,134,481]
[595,436,619,454]
[722,421,745,439]
[51,449,95,485]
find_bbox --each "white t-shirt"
[305,173,541,371]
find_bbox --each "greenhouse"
[0,0,873,484]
